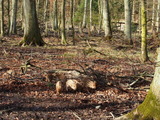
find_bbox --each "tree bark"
[0,0,4,37]
[7,0,11,35]
[19,0,45,46]
[36,0,40,17]
[53,0,58,30]
[141,0,149,62]
[89,0,93,33]
[9,0,18,35]
[82,0,88,28]
[98,0,103,31]
[156,0,160,33]
[70,0,75,45]
[115,48,160,120]
[102,0,112,40]
[44,0,48,35]
[124,0,133,45]
[61,0,67,45]
[151,0,156,32]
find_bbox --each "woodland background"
[0,0,159,119]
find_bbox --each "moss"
[126,90,160,120]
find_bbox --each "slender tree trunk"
[151,0,156,32]
[98,0,103,31]
[156,0,160,33]
[21,2,24,31]
[53,0,58,30]
[9,0,18,35]
[102,0,112,39]
[138,2,141,36]
[132,0,135,22]
[7,0,10,35]
[70,0,75,45]
[0,0,4,37]
[44,0,48,21]
[44,0,48,35]
[89,0,93,33]
[61,0,67,45]
[124,0,133,45]
[36,0,40,17]
[19,0,45,46]
[141,0,149,62]
[115,48,160,120]
[82,0,88,28]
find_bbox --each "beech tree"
[124,0,133,45]
[7,0,11,34]
[0,0,4,37]
[102,0,112,39]
[61,0,67,45]
[19,0,45,46]
[82,0,88,28]
[53,0,58,30]
[156,0,160,32]
[44,0,49,35]
[115,47,160,120]
[141,0,149,62]
[151,0,156,32]
[89,0,93,31]
[9,0,18,35]
[70,0,75,45]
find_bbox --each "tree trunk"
[82,0,88,28]
[98,0,103,31]
[138,2,141,36]
[61,0,67,45]
[9,0,18,35]
[124,0,133,45]
[156,0,160,33]
[7,0,11,35]
[115,48,160,120]
[141,0,149,62]
[89,0,93,34]
[132,0,136,22]
[36,0,40,17]
[53,0,58,30]
[70,0,75,45]
[19,0,45,46]
[0,0,4,37]
[44,0,48,35]
[151,0,156,32]
[102,0,112,40]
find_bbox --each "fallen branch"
[20,59,41,74]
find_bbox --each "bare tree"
[124,0,133,44]
[0,0,4,37]
[82,0,88,28]
[53,0,58,30]
[156,0,160,32]
[19,0,45,46]
[102,0,112,39]
[9,0,18,35]
[141,0,149,62]
[61,0,67,45]
[70,0,75,45]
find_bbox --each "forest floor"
[0,32,157,120]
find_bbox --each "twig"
[129,78,141,87]
[109,112,115,119]
[93,49,107,56]
[73,112,82,120]
[20,59,41,74]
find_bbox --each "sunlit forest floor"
[0,30,157,119]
